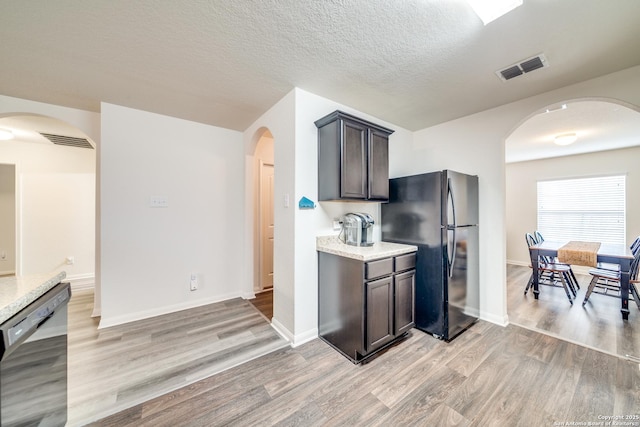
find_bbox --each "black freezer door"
[443,170,479,228]
[381,172,441,246]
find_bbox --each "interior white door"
[260,162,274,290]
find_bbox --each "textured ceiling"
[1,0,640,133]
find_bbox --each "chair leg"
[557,272,573,305]
[630,282,640,310]
[569,269,580,290]
[525,272,533,295]
[563,271,577,296]
[582,276,599,306]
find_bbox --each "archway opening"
[0,113,96,287]
[249,128,275,321]
[504,98,640,358]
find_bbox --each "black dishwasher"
[0,282,71,427]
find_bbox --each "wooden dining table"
[529,240,635,320]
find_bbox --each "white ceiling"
[1,0,640,160]
[506,100,640,163]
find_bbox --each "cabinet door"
[394,270,415,336]
[340,120,367,199]
[368,129,389,200]
[366,276,394,352]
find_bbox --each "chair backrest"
[525,233,537,248]
[534,231,544,244]
[631,249,640,281]
[631,235,640,256]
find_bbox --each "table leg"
[620,258,631,320]
[531,249,540,299]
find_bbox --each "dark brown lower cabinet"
[318,251,416,363]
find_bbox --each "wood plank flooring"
[507,264,640,360]
[90,320,640,426]
[248,289,273,320]
[67,291,288,426]
[70,266,640,426]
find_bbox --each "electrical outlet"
[190,274,198,291]
[333,219,342,231]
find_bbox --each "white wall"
[391,64,640,327]
[21,172,95,277]
[99,103,244,327]
[243,91,296,341]
[0,165,16,275]
[506,145,640,266]
[0,95,98,286]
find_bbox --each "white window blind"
[537,175,626,245]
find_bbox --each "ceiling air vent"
[496,53,548,81]
[40,132,94,149]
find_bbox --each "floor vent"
[496,53,548,81]
[40,133,94,149]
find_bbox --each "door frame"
[259,160,274,291]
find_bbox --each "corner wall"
[243,88,414,346]
[99,103,244,327]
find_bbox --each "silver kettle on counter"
[340,213,374,247]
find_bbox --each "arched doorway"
[504,98,640,358]
[0,114,96,287]
[249,128,274,320]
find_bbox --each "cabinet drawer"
[395,253,416,272]
[365,258,393,280]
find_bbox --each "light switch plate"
[150,196,169,208]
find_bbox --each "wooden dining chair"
[595,236,640,272]
[533,230,580,291]
[582,249,640,309]
[524,232,576,304]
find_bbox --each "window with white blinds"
[537,175,626,245]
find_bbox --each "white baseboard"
[270,317,317,348]
[98,291,241,329]
[270,318,293,343]
[480,310,509,327]
[291,328,318,348]
[507,259,529,267]
[0,269,16,276]
[241,291,256,300]
[66,273,95,292]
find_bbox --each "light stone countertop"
[317,235,417,262]
[0,271,66,324]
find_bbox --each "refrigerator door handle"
[448,227,456,278]
[447,178,457,277]
[448,177,457,228]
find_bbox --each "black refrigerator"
[381,170,479,341]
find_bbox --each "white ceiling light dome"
[554,133,578,146]
[0,128,14,140]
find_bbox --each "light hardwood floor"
[507,264,640,360]
[74,268,640,426]
[248,289,273,320]
[67,290,288,426]
[90,320,640,426]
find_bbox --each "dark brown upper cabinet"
[315,110,394,202]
